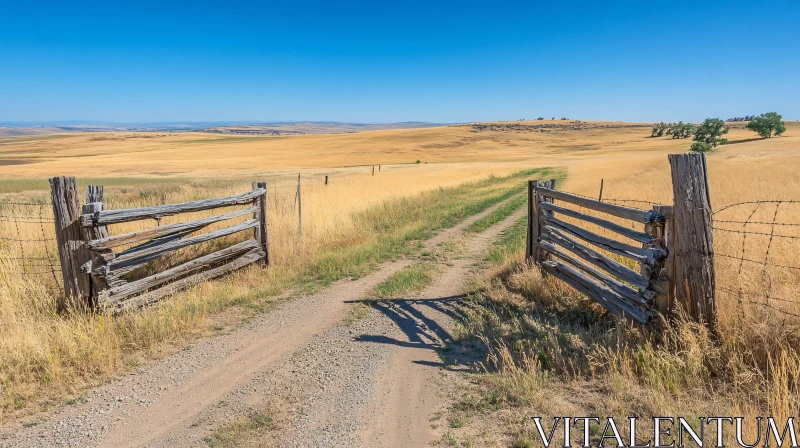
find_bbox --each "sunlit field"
[1,120,799,426]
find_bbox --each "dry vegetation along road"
[0,195,524,447]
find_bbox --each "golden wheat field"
[1,120,799,422]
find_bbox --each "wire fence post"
[598,179,604,202]
[49,176,91,303]
[297,173,302,237]
[669,152,717,332]
[525,180,538,264]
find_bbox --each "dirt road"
[0,199,523,448]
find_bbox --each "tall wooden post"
[372,165,375,176]
[526,180,538,263]
[297,173,302,237]
[325,175,328,186]
[669,153,716,331]
[83,185,109,306]
[255,181,269,265]
[50,176,91,302]
[598,179,604,202]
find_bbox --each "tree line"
[649,112,786,152]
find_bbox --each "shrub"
[691,141,711,152]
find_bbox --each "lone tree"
[693,118,729,147]
[746,112,786,138]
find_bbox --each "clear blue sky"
[1,0,798,123]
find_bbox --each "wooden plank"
[540,213,666,266]
[669,153,716,331]
[86,206,257,251]
[254,181,269,265]
[98,239,261,305]
[98,219,258,276]
[102,248,264,313]
[50,176,90,301]
[541,227,649,290]
[536,187,663,223]
[538,239,648,306]
[81,188,266,227]
[539,201,656,244]
[541,260,650,323]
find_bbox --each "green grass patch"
[372,262,438,298]
[464,193,527,233]
[486,216,528,263]
[300,168,553,289]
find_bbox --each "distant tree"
[669,121,695,139]
[693,118,729,147]
[551,117,555,120]
[691,142,711,152]
[536,117,544,120]
[651,122,669,137]
[746,112,786,138]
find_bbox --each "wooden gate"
[50,177,269,313]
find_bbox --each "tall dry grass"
[447,134,800,445]
[0,163,534,421]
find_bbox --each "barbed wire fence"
[0,177,335,295]
[712,200,800,319]
[602,195,800,320]
[0,201,63,290]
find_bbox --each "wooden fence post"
[526,180,538,263]
[50,176,91,302]
[325,175,328,186]
[536,179,557,266]
[669,153,716,331]
[82,185,110,306]
[598,179,604,202]
[255,181,269,265]
[297,173,302,237]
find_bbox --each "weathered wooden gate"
[526,153,716,328]
[50,177,269,312]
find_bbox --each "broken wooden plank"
[538,201,655,244]
[540,228,649,291]
[540,213,666,266]
[97,219,258,276]
[541,260,651,323]
[536,187,663,223]
[81,188,266,227]
[102,248,264,313]
[98,239,261,305]
[86,206,257,251]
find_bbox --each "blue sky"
[0,0,798,123]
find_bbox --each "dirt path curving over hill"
[0,197,521,448]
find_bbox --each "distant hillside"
[0,121,446,137]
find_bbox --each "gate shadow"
[346,294,483,372]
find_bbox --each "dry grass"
[0,164,539,422]
[1,119,799,434]
[440,120,800,444]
